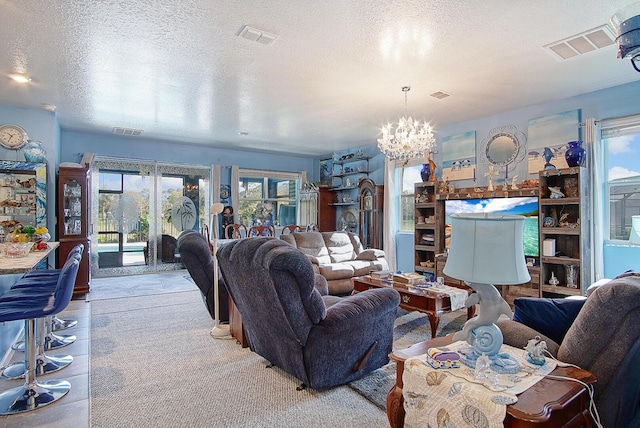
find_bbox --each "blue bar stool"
[9,245,84,352]
[18,245,84,332]
[0,257,79,414]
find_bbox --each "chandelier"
[377,86,436,161]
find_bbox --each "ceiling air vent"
[430,91,450,99]
[113,127,143,137]
[238,25,278,46]
[544,24,616,60]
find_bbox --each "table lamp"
[209,202,231,339]
[444,213,530,373]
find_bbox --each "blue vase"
[23,140,46,163]
[420,163,431,182]
[565,141,585,167]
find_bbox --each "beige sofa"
[280,231,389,295]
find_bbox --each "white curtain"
[584,118,603,281]
[383,157,400,271]
[231,165,240,222]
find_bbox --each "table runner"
[403,341,556,428]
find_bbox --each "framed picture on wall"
[319,158,332,186]
[441,131,476,181]
[527,109,581,173]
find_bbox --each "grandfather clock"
[358,178,383,249]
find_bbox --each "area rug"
[90,290,390,428]
[347,308,468,410]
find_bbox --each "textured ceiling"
[0,0,639,158]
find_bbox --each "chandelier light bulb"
[377,86,436,161]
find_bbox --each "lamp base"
[458,324,521,374]
[210,324,232,339]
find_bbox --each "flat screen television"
[444,196,539,257]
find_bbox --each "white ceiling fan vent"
[113,127,143,137]
[544,24,616,60]
[238,25,278,46]
[430,91,450,99]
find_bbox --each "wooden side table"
[387,336,596,427]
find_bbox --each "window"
[237,169,301,226]
[602,116,640,241]
[399,163,424,231]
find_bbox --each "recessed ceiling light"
[239,132,249,136]
[8,73,32,83]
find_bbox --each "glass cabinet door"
[62,178,85,237]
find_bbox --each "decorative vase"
[23,140,46,163]
[564,141,585,167]
[420,163,431,182]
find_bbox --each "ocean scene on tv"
[444,197,539,257]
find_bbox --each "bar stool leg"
[0,319,71,414]
[12,316,76,352]
[1,318,73,379]
[51,315,77,331]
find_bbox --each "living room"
[1,1,640,427]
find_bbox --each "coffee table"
[386,335,597,427]
[353,275,474,338]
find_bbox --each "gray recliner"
[177,231,229,322]
[217,237,400,390]
[497,272,640,428]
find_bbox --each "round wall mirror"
[480,125,527,177]
[486,132,518,166]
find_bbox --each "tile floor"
[0,298,90,428]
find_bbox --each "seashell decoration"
[448,382,463,397]
[426,371,446,386]
[436,408,452,428]
[461,405,489,428]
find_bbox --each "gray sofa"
[497,272,640,428]
[217,237,400,390]
[280,231,389,295]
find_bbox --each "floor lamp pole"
[209,203,230,339]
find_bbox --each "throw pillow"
[512,297,586,345]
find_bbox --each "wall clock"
[0,124,29,150]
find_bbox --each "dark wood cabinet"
[318,186,336,232]
[57,165,91,296]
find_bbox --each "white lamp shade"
[630,215,640,244]
[444,214,531,285]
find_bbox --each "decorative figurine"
[543,147,558,172]
[525,336,547,366]
[549,186,565,198]
[484,165,499,191]
[510,175,519,190]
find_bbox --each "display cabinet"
[414,182,443,278]
[358,178,383,249]
[538,167,590,297]
[326,155,371,232]
[58,165,91,296]
[0,161,47,240]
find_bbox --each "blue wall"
[61,130,316,182]
[395,79,640,273]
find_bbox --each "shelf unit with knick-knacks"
[414,182,444,278]
[538,167,590,297]
[325,154,371,232]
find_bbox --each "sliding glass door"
[92,159,210,277]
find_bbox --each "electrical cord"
[532,349,602,427]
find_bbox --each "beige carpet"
[90,290,389,428]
